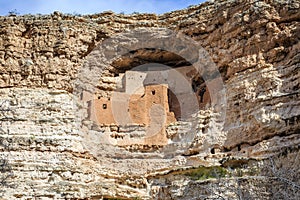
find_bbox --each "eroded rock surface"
[0,0,299,199]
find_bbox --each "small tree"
[261,151,300,200]
[8,9,19,16]
[200,150,299,199]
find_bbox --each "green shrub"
[185,166,228,180]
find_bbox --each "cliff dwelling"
[87,49,212,147]
[88,70,177,146]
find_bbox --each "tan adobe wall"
[89,84,176,126]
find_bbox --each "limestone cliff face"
[0,0,299,199]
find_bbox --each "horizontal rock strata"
[0,0,299,199]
